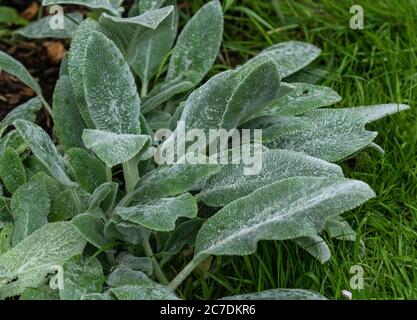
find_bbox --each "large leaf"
[166,0,223,85]
[129,163,220,202]
[116,253,153,276]
[179,58,281,134]
[199,149,343,207]
[82,129,150,167]
[42,0,122,16]
[53,75,86,150]
[267,109,378,162]
[0,148,26,194]
[0,97,42,136]
[194,177,375,257]
[253,83,341,118]
[222,289,327,300]
[344,104,409,123]
[99,7,176,84]
[0,50,43,100]
[14,120,77,188]
[59,256,104,300]
[11,177,50,245]
[68,148,107,194]
[68,19,102,128]
[244,41,321,78]
[14,12,83,39]
[116,193,197,231]
[83,32,141,134]
[0,222,86,299]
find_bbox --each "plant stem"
[169,255,206,290]
[41,96,53,118]
[105,166,112,182]
[122,159,139,193]
[142,236,169,285]
[141,81,148,97]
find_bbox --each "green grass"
[176,0,417,300]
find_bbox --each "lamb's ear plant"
[0,0,410,300]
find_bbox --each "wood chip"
[21,2,40,20]
[43,41,67,64]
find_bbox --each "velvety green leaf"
[195,177,375,257]
[0,223,13,255]
[284,66,328,84]
[116,253,153,275]
[20,286,59,300]
[0,148,26,194]
[83,32,141,134]
[0,6,28,26]
[242,115,315,143]
[345,104,410,123]
[254,83,342,118]
[59,256,104,300]
[325,216,357,241]
[72,212,106,248]
[130,163,220,201]
[0,50,43,99]
[42,0,122,16]
[0,97,42,136]
[139,0,166,13]
[199,149,343,207]
[68,148,107,193]
[81,292,113,300]
[99,7,176,84]
[104,219,145,245]
[167,0,223,85]
[116,193,197,231]
[245,41,321,78]
[0,130,27,155]
[14,120,77,188]
[268,109,378,162]
[88,182,118,212]
[11,178,50,245]
[142,79,193,113]
[0,222,86,299]
[13,12,83,39]
[294,235,331,264]
[49,189,79,222]
[53,75,86,150]
[82,129,150,167]
[179,58,280,134]
[222,289,327,300]
[0,197,12,230]
[68,19,102,128]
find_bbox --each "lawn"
[176,0,417,300]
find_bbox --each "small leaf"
[294,235,331,264]
[0,50,43,100]
[11,178,50,245]
[345,104,410,123]
[42,0,122,16]
[199,149,343,207]
[268,109,378,162]
[0,197,12,230]
[82,129,150,167]
[116,193,197,232]
[222,289,327,300]
[138,0,166,13]
[72,212,106,248]
[195,177,375,257]
[116,253,153,276]
[53,75,86,150]
[0,148,26,194]
[0,97,42,136]
[13,12,83,39]
[68,148,107,194]
[244,41,321,78]
[254,83,342,118]
[83,32,141,134]
[0,222,86,299]
[14,120,77,188]
[167,0,223,85]
[88,182,119,212]
[59,256,104,300]
[49,189,79,222]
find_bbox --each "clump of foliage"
[0,0,409,300]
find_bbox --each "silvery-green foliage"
[0,0,409,300]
